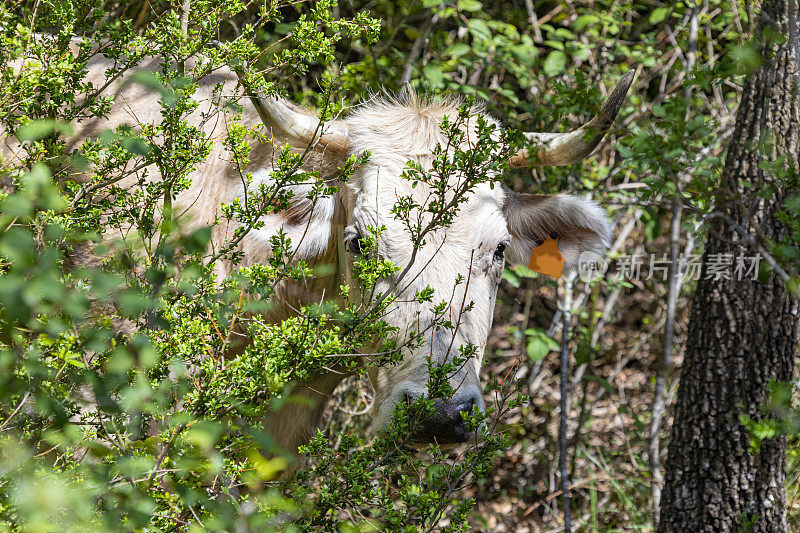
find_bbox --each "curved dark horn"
[509,69,635,168]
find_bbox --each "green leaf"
[511,43,537,66]
[16,119,74,141]
[649,7,670,24]
[422,63,445,87]
[731,44,763,74]
[573,15,599,31]
[553,28,574,40]
[458,0,482,11]
[513,264,542,279]
[783,195,800,214]
[502,268,520,288]
[775,245,800,260]
[543,40,564,50]
[121,136,152,156]
[1,191,34,219]
[274,22,294,34]
[527,337,550,361]
[89,442,113,457]
[182,226,213,254]
[543,50,567,77]
[129,69,164,92]
[404,28,421,40]
[525,329,559,362]
[787,276,800,297]
[574,339,593,365]
[447,43,471,57]
[117,290,158,316]
[468,19,491,41]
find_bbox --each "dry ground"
[457,268,680,532]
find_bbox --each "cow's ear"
[502,188,611,271]
[278,184,344,261]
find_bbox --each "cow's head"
[248,72,632,445]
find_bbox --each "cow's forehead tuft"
[339,94,509,256]
[344,94,502,174]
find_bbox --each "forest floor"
[466,279,673,532]
[471,280,800,532]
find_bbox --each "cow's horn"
[509,69,635,168]
[252,96,352,157]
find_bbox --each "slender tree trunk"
[659,0,800,531]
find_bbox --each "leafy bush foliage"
[0,1,522,530]
[4,0,798,531]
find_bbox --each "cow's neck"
[264,369,350,459]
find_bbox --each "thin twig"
[523,0,544,43]
[649,195,682,524]
[0,392,30,431]
[400,7,441,85]
[559,273,575,532]
[650,7,699,521]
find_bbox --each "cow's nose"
[407,391,483,444]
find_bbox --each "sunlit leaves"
[543,50,567,77]
[15,119,75,142]
[525,328,559,362]
[0,0,394,529]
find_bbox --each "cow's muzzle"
[402,387,485,445]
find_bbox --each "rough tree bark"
[659,0,800,531]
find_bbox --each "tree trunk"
[659,0,800,531]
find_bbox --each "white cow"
[2,50,633,453]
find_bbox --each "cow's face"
[343,163,509,443]
[254,73,631,444]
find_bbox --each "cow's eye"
[494,242,506,261]
[344,226,362,254]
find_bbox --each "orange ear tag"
[527,236,565,278]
